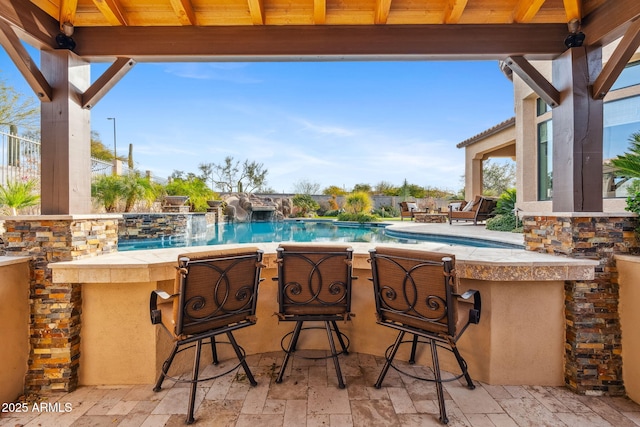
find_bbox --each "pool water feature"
[117,220,523,251]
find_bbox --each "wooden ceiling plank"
[91,0,128,26]
[0,0,59,49]
[444,0,468,24]
[563,0,582,22]
[72,24,568,60]
[314,0,326,24]
[0,19,52,101]
[375,0,392,25]
[59,0,78,28]
[592,18,640,99]
[247,0,265,25]
[82,57,135,109]
[505,55,560,107]
[513,0,546,23]
[169,0,197,26]
[582,0,640,46]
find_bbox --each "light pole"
[107,117,117,160]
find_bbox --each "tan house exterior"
[459,42,640,214]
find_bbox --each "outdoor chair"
[368,246,481,424]
[150,248,265,424]
[448,195,497,225]
[273,244,355,388]
[399,201,427,221]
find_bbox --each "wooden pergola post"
[40,49,92,215]
[551,46,604,213]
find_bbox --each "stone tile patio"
[2,351,639,427]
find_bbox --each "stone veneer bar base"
[0,215,120,393]
[522,213,639,396]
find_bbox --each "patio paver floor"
[2,351,639,427]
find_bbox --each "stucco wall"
[77,266,566,387]
[0,258,30,405]
[616,255,640,404]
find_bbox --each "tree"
[322,185,347,196]
[293,179,321,195]
[374,181,397,196]
[198,162,215,190]
[352,183,372,194]
[90,131,124,161]
[210,156,268,193]
[482,160,516,196]
[397,179,425,199]
[0,76,38,131]
[239,160,268,193]
[0,179,40,215]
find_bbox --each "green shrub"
[337,212,377,223]
[372,204,399,218]
[165,177,216,212]
[486,213,518,232]
[344,191,372,214]
[494,188,516,216]
[292,194,320,217]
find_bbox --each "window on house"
[611,61,640,91]
[538,120,552,201]
[536,98,551,116]
[603,95,640,198]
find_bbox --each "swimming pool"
[117,220,523,251]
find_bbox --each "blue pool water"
[118,221,523,251]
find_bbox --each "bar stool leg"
[276,321,303,384]
[331,320,349,355]
[325,321,345,388]
[375,330,405,388]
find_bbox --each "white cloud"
[161,63,262,83]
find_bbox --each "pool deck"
[2,350,639,427]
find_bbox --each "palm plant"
[121,173,158,212]
[0,179,40,215]
[91,175,125,212]
[611,132,640,178]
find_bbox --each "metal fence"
[0,131,40,186]
[1,131,165,185]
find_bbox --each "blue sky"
[1,50,515,193]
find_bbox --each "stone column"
[523,213,638,395]
[1,216,119,393]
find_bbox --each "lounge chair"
[448,195,497,225]
[399,201,427,221]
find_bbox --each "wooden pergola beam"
[169,0,197,26]
[82,57,136,109]
[314,0,326,24]
[91,0,128,26]
[0,20,52,101]
[59,0,78,29]
[444,0,468,24]
[247,0,264,25]
[582,0,640,46]
[0,0,59,49]
[375,0,392,25]
[562,0,582,22]
[505,55,561,107]
[592,18,640,99]
[71,24,568,60]
[513,0,546,23]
